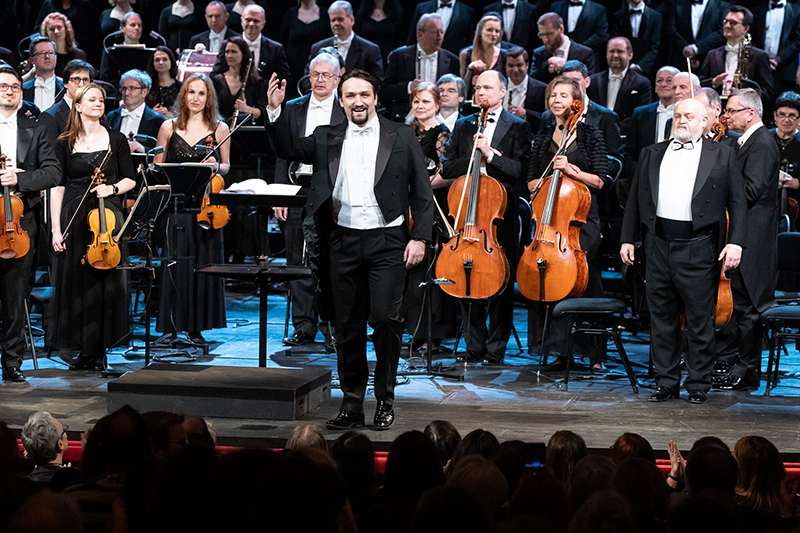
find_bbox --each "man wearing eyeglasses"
[22,38,63,113]
[0,67,60,383]
[21,412,71,481]
[38,59,95,143]
[714,88,780,392]
[770,91,800,209]
[107,69,165,154]
[698,6,774,100]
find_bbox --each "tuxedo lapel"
[15,113,34,169]
[346,38,362,71]
[375,118,396,184]
[492,110,512,150]
[327,125,347,186]
[296,97,309,137]
[649,142,669,206]
[692,140,715,198]
[599,71,610,105]
[643,104,657,141]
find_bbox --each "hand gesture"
[267,72,286,112]
[667,440,686,487]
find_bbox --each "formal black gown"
[156,131,226,334]
[158,5,204,53]
[145,81,183,114]
[55,49,88,78]
[53,131,134,361]
[354,11,405,65]
[278,7,331,98]
[210,73,267,125]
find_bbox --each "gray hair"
[206,1,226,11]
[121,11,141,28]
[657,65,680,77]
[437,73,467,100]
[310,52,341,74]
[695,87,721,109]
[732,87,763,117]
[121,69,152,90]
[417,13,443,33]
[285,423,328,452]
[674,71,700,88]
[21,412,61,466]
[328,1,354,17]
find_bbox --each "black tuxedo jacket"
[407,1,476,56]
[587,69,652,135]
[541,100,622,160]
[736,125,780,312]
[698,45,775,99]
[522,76,548,131]
[669,0,726,62]
[7,103,61,217]
[483,0,539,52]
[621,138,747,254]
[752,3,800,82]
[380,45,460,121]
[530,40,597,84]
[0,47,14,67]
[188,28,241,51]
[107,105,166,150]
[550,0,608,56]
[619,101,664,204]
[308,34,384,81]
[274,94,346,185]
[610,5,662,76]
[213,35,291,83]
[22,77,64,108]
[38,98,71,143]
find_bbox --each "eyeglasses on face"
[0,83,22,94]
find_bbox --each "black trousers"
[727,269,763,379]
[644,230,718,393]
[0,215,38,371]
[283,207,318,337]
[329,225,406,413]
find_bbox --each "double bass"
[82,165,121,270]
[435,99,510,299]
[517,100,591,302]
[0,154,30,259]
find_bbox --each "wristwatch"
[112,184,119,195]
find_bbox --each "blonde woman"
[459,14,505,95]
[40,13,87,78]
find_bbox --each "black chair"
[551,297,639,393]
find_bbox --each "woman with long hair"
[40,13,88,78]
[50,83,137,371]
[210,37,266,123]
[459,14,506,96]
[145,46,182,118]
[153,74,230,344]
[99,0,135,37]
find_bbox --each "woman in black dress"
[159,0,203,54]
[211,37,266,124]
[460,14,506,98]
[154,74,230,343]
[36,0,98,67]
[99,0,135,38]
[527,76,608,368]
[40,12,88,78]
[354,0,405,65]
[50,83,138,371]
[146,46,182,118]
[279,0,331,99]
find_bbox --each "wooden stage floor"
[3,285,800,457]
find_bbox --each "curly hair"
[41,12,77,52]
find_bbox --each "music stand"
[107,45,156,74]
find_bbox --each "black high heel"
[69,354,106,371]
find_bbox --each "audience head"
[176,73,221,129]
[685,444,738,495]
[329,431,376,501]
[655,66,679,104]
[41,12,77,52]
[120,69,151,110]
[80,405,150,478]
[338,69,380,126]
[0,67,23,113]
[726,88,762,134]
[694,87,722,133]
[568,455,616,511]
[507,466,570,530]
[328,1,355,40]
[63,60,94,101]
[147,46,177,84]
[7,490,83,533]
[733,435,787,515]
[309,53,341,99]
[21,412,68,467]
[121,12,143,43]
[672,72,700,102]
[561,61,591,93]
[29,37,57,77]
[474,71,507,111]
[609,432,655,465]
[204,1,229,34]
[505,46,529,86]
[612,457,670,533]
[724,5,753,44]
[538,13,565,52]
[570,491,637,533]
[142,411,188,462]
[417,14,444,54]
[437,74,466,115]
[424,420,462,469]
[241,4,266,41]
[493,440,526,496]
[410,486,492,533]
[669,489,742,533]
[546,431,587,484]
[690,436,730,454]
[285,423,327,452]
[183,415,216,449]
[447,455,509,522]
[774,91,800,138]
[450,429,500,470]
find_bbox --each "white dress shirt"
[607,67,627,112]
[33,75,56,113]
[479,109,501,174]
[504,75,528,110]
[691,0,708,40]
[64,95,73,109]
[437,1,455,33]
[243,34,261,67]
[555,35,572,60]
[414,44,438,86]
[738,120,764,147]
[208,27,228,53]
[120,102,145,140]
[333,32,355,63]
[0,109,18,169]
[502,0,517,41]
[657,137,703,221]
[567,1,583,33]
[656,102,675,143]
[297,93,336,174]
[437,110,459,132]
[629,2,645,38]
[765,2,786,57]
[332,115,402,229]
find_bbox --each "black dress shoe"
[69,356,105,371]
[482,353,504,365]
[2,367,26,382]
[712,360,731,376]
[326,410,365,430]
[648,386,678,402]
[688,390,707,404]
[717,375,759,391]
[283,331,314,347]
[188,332,208,344]
[374,401,394,430]
[456,351,483,363]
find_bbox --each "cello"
[517,100,591,303]
[710,117,733,329]
[0,154,30,259]
[435,98,510,299]
[82,165,121,270]
[197,135,230,230]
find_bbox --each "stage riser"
[107,364,331,420]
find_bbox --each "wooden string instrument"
[0,154,30,259]
[82,166,121,270]
[197,135,230,230]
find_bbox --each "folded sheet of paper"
[225,179,301,195]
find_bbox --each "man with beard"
[620,98,746,403]
[530,13,596,84]
[266,69,433,430]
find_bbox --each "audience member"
[447,455,509,523]
[449,429,500,471]
[569,491,637,533]
[493,440,526,497]
[423,419,462,469]
[409,485,492,533]
[567,455,616,511]
[609,432,656,465]
[506,466,570,531]
[285,423,328,452]
[7,490,83,533]
[20,412,69,483]
[686,444,739,495]
[142,411,188,462]
[612,457,671,533]
[545,430,587,484]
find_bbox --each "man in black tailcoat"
[530,13,596,85]
[265,69,433,430]
[407,0,475,56]
[621,98,746,404]
[549,0,608,59]
[0,67,61,382]
[669,0,727,69]
[610,0,662,77]
[483,0,539,53]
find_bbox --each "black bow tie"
[691,0,703,5]
[771,2,784,8]
[503,2,515,8]
[630,8,643,14]
[439,2,452,7]
[569,1,583,5]
[672,140,695,150]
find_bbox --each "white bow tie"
[121,109,133,118]
[352,125,375,137]
[420,50,437,61]
[725,43,740,54]
[309,100,330,112]
[610,73,624,82]
[35,80,51,90]
[657,103,674,114]
[334,37,349,48]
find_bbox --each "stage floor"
[4,284,800,457]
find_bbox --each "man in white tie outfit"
[189,1,241,54]
[21,38,63,113]
[106,70,165,154]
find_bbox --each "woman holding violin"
[211,37,266,125]
[525,75,607,369]
[154,73,230,344]
[50,83,137,371]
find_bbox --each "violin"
[82,166,121,270]
[435,98,510,299]
[197,135,230,230]
[0,154,30,259]
[711,115,728,142]
[517,99,591,302]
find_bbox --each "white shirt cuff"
[486,152,494,164]
[267,106,281,123]
[726,243,742,252]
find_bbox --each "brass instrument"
[726,33,751,98]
